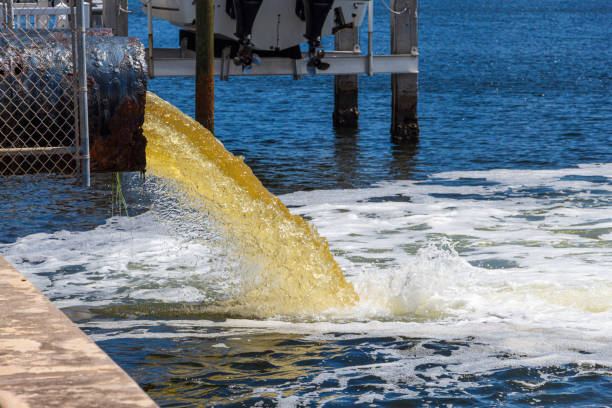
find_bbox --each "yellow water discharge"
[143,92,358,318]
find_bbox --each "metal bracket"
[150,48,418,77]
[219,46,231,81]
[293,58,302,80]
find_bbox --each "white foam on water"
[1,211,240,308]
[1,164,611,395]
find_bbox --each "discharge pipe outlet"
[0,30,147,174]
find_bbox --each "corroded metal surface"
[333,25,359,129]
[86,35,148,172]
[0,256,158,408]
[0,30,147,174]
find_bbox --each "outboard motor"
[227,0,264,70]
[298,0,335,71]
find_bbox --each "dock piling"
[333,25,359,129]
[390,0,419,143]
[195,0,215,133]
[102,0,128,36]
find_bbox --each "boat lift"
[145,0,418,79]
[0,0,418,182]
[150,47,418,79]
[139,0,419,141]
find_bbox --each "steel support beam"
[150,49,418,77]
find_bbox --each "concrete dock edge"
[0,256,158,408]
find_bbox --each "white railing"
[1,1,90,29]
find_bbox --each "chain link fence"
[0,0,88,176]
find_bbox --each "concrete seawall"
[0,256,158,408]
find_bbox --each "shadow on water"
[331,125,420,190]
[333,127,361,189]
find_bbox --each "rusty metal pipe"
[0,30,147,174]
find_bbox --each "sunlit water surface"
[1,0,611,406]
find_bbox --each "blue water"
[91,333,610,407]
[1,0,611,406]
[130,0,611,194]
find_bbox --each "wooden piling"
[390,0,419,143]
[102,0,128,36]
[195,0,214,133]
[333,26,359,128]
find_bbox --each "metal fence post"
[147,0,154,78]
[76,0,90,187]
[367,0,373,77]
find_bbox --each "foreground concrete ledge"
[0,256,158,408]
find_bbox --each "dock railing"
[1,0,90,29]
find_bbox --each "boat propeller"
[306,48,330,74]
[298,0,335,74]
[233,41,261,73]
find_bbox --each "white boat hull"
[143,0,368,51]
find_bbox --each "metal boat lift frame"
[149,48,418,79]
[145,1,418,79]
[139,0,419,140]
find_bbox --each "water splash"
[350,240,476,320]
[142,92,357,318]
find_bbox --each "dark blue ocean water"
[1,0,611,406]
[131,0,612,194]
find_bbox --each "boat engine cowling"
[300,0,335,47]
